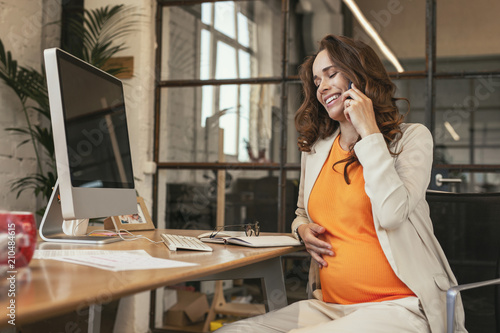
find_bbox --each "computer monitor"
[39,48,137,244]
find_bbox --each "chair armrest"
[446,278,500,333]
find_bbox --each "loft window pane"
[391,79,426,124]
[239,85,251,161]
[434,77,500,166]
[162,2,283,80]
[219,85,238,155]
[237,12,250,48]
[201,3,212,25]
[200,29,211,80]
[159,87,199,162]
[159,169,216,230]
[201,85,214,127]
[214,2,236,39]
[239,50,251,79]
[286,82,303,165]
[215,41,237,79]
[159,85,281,163]
[161,6,198,80]
[158,169,293,231]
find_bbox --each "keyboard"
[161,233,213,252]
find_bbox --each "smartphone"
[346,81,352,99]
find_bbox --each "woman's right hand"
[297,223,334,268]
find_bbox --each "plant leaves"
[64,5,139,75]
[1,5,137,214]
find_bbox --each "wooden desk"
[1,229,303,330]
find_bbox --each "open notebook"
[199,234,302,247]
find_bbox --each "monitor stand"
[39,180,122,244]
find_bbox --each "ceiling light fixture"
[343,0,404,73]
[444,121,460,141]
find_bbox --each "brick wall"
[0,0,60,214]
[0,0,157,217]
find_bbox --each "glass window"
[219,84,239,155]
[160,6,200,81]
[468,172,500,193]
[158,169,216,229]
[159,85,282,163]
[201,2,212,25]
[161,1,280,81]
[158,169,294,232]
[239,84,251,161]
[237,12,250,48]
[238,50,251,79]
[434,77,500,166]
[200,29,211,80]
[215,41,237,79]
[286,81,303,165]
[158,87,201,163]
[201,85,213,127]
[392,78,426,124]
[214,2,236,39]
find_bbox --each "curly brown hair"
[295,34,406,183]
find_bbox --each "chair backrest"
[426,190,500,332]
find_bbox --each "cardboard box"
[164,290,209,327]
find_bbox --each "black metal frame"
[153,0,500,231]
[153,0,295,232]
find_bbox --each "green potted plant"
[0,4,138,215]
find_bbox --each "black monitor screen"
[56,51,134,188]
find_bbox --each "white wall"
[0,0,61,213]
[0,0,157,217]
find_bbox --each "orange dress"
[308,136,415,304]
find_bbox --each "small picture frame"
[104,197,155,231]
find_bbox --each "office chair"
[426,190,500,333]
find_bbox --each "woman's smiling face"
[312,49,350,121]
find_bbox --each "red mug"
[0,211,37,269]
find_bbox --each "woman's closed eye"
[314,72,338,89]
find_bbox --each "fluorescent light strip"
[444,121,460,141]
[343,0,404,73]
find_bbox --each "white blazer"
[291,123,467,333]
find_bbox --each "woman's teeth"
[325,94,340,104]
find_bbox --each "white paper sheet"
[33,249,150,259]
[49,252,199,271]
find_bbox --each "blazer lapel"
[303,131,338,216]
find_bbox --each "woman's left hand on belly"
[298,223,335,268]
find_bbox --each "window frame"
[153,0,500,230]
